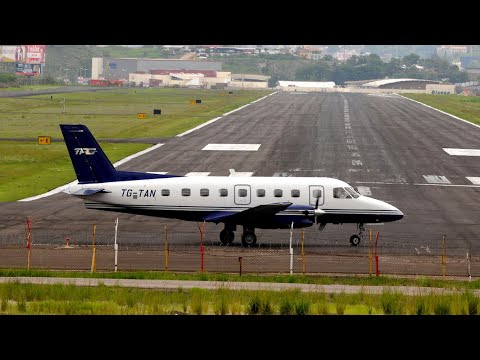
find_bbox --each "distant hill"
[43,45,176,81]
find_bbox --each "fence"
[0,221,479,280]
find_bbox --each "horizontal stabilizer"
[66,188,110,196]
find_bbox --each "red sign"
[25,45,46,64]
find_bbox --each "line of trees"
[293,53,468,84]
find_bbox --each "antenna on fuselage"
[229,169,236,176]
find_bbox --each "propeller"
[313,196,326,230]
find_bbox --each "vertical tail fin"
[60,124,117,184]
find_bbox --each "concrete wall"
[425,84,456,95]
[278,87,426,94]
[229,81,269,88]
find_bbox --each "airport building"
[91,57,269,89]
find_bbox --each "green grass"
[0,85,65,92]
[0,281,477,315]
[0,87,271,201]
[0,142,149,201]
[402,93,480,125]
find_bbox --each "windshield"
[345,187,360,198]
[333,187,360,199]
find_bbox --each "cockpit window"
[345,187,360,198]
[333,187,351,199]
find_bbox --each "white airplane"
[60,124,403,247]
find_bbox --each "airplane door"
[309,185,324,206]
[234,185,251,205]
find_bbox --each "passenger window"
[257,189,265,197]
[182,188,191,196]
[313,189,322,198]
[161,189,170,196]
[219,188,228,197]
[274,189,283,197]
[200,188,209,197]
[238,189,247,197]
[291,189,300,197]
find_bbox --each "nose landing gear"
[350,223,365,246]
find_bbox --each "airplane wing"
[202,202,293,223]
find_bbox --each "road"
[2,276,478,296]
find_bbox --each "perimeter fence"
[0,222,478,280]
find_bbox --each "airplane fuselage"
[66,176,403,229]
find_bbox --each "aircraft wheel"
[241,231,257,247]
[350,235,361,246]
[220,230,235,245]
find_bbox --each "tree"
[402,53,420,67]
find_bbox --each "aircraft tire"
[220,229,235,245]
[350,235,360,246]
[241,231,257,247]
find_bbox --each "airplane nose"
[366,197,403,221]
[385,202,403,220]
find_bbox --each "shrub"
[280,299,294,315]
[295,300,310,315]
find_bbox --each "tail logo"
[74,148,97,155]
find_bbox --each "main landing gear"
[219,225,257,247]
[219,228,235,245]
[349,223,365,246]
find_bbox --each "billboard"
[0,46,17,62]
[25,45,46,64]
[0,45,46,64]
[16,63,42,76]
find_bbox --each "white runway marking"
[185,172,211,176]
[273,172,293,177]
[367,93,398,98]
[176,117,222,137]
[202,144,261,151]
[176,92,277,137]
[399,94,480,131]
[354,181,410,185]
[413,183,480,188]
[113,144,164,167]
[466,177,480,185]
[423,175,451,184]
[289,168,325,172]
[222,104,250,116]
[443,148,480,156]
[228,172,254,177]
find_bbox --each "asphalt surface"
[2,91,480,258]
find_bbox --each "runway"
[2,91,480,255]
